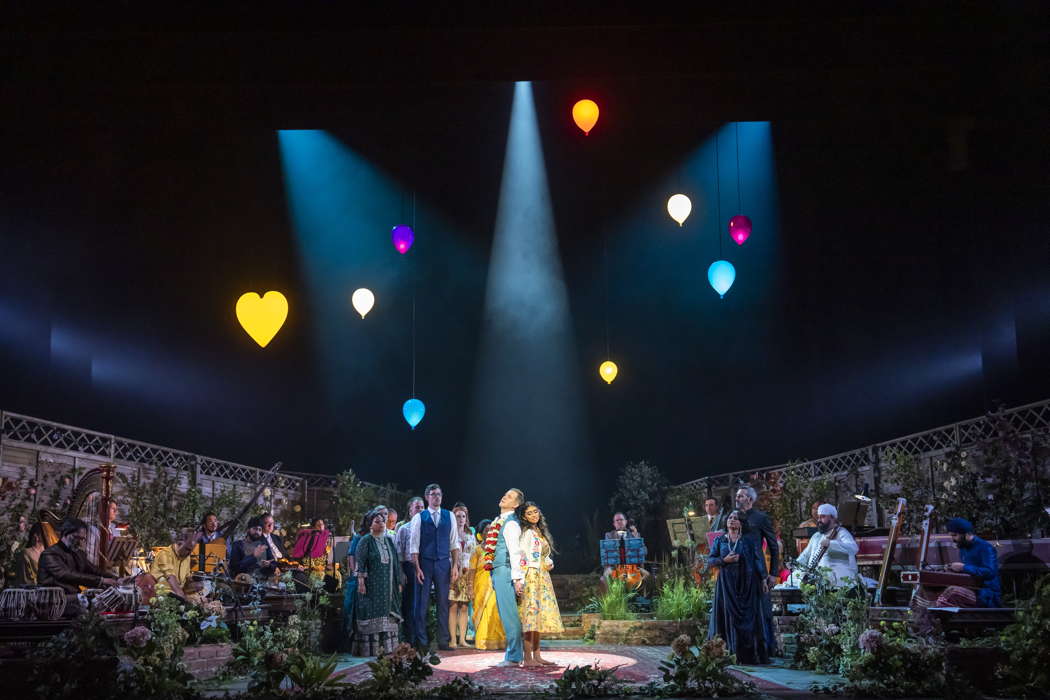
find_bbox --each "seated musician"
[230,517,271,578]
[17,523,47,585]
[39,518,119,614]
[938,517,1001,608]
[197,512,224,544]
[788,504,859,587]
[795,501,821,553]
[601,512,651,590]
[291,518,331,576]
[150,528,203,600]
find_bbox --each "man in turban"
[937,517,1001,608]
[790,503,860,587]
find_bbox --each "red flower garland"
[482,520,502,571]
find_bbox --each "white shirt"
[263,533,284,560]
[498,512,525,582]
[408,508,460,557]
[796,527,859,587]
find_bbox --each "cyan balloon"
[402,398,426,430]
[707,260,736,299]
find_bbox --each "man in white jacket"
[792,503,860,587]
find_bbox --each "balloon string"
[735,122,742,213]
[412,191,416,230]
[411,294,416,397]
[715,130,722,258]
[604,239,610,360]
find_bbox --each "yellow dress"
[518,530,563,634]
[470,539,505,649]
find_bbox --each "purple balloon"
[729,215,752,245]
[392,225,414,254]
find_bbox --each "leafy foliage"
[358,643,433,699]
[792,575,869,675]
[117,462,241,550]
[883,407,1050,538]
[551,662,626,698]
[608,460,669,540]
[285,653,349,692]
[27,610,122,699]
[0,466,67,583]
[658,635,756,697]
[588,578,635,620]
[995,573,1050,697]
[753,466,835,561]
[329,469,376,535]
[653,576,712,623]
[817,624,949,698]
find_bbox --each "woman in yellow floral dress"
[517,501,562,667]
[470,518,505,650]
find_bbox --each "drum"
[94,586,137,613]
[30,587,66,620]
[0,588,31,620]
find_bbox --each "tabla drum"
[30,587,66,620]
[93,586,137,613]
[0,588,31,620]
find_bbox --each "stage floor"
[204,641,843,698]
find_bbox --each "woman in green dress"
[353,507,405,656]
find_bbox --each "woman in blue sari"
[706,510,770,664]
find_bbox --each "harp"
[40,463,118,571]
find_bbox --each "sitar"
[874,497,906,606]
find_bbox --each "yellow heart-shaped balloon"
[236,291,288,348]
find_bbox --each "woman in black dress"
[706,509,770,664]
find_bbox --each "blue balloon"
[402,398,426,430]
[707,260,736,299]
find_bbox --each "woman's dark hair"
[28,522,46,547]
[726,510,746,526]
[359,506,388,535]
[516,501,557,554]
[475,518,492,543]
[311,517,325,530]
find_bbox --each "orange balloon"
[572,99,599,135]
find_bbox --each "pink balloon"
[729,215,752,245]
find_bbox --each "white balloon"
[667,193,692,226]
[351,288,375,318]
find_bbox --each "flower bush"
[657,634,755,696]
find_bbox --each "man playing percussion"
[150,528,203,599]
[39,518,121,615]
[39,518,120,593]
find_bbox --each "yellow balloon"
[667,194,692,226]
[599,360,618,384]
[236,291,288,348]
[572,99,599,135]
[351,288,375,318]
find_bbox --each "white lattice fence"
[676,398,1050,497]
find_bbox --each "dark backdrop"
[1,10,1048,561]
